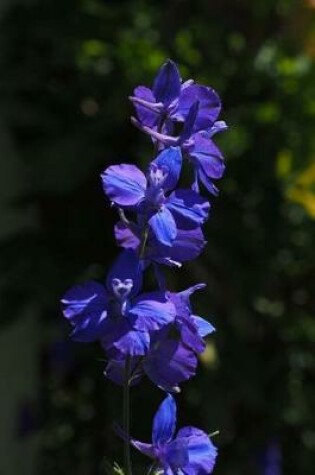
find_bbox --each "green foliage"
[0,0,314,474]
[103,460,125,475]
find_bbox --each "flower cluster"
[61,60,227,474]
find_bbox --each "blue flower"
[105,329,198,392]
[105,285,215,392]
[184,122,228,195]
[114,220,206,268]
[61,250,175,357]
[120,394,218,474]
[130,60,181,129]
[132,100,227,196]
[102,147,210,247]
[142,329,198,392]
[130,59,221,138]
[168,284,215,354]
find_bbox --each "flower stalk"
[61,59,228,474]
[123,357,132,475]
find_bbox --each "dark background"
[0,0,314,474]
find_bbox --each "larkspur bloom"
[167,283,215,354]
[114,220,207,270]
[130,59,221,137]
[105,342,197,393]
[105,284,215,392]
[130,60,228,195]
[120,394,218,474]
[102,147,210,247]
[182,121,228,195]
[105,329,198,392]
[132,99,227,196]
[61,250,175,357]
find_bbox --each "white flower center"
[111,278,133,301]
[148,164,168,189]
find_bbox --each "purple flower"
[105,333,198,392]
[130,60,181,129]
[143,329,198,392]
[184,126,227,195]
[61,250,175,357]
[168,284,215,354]
[133,103,227,196]
[102,147,210,247]
[130,60,221,136]
[143,284,215,391]
[121,394,218,474]
[105,285,215,392]
[114,220,206,268]
[129,60,227,196]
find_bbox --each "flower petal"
[101,318,150,357]
[198,167,219,196]
[166,189,210,229]
[149,207,177,247]
[189,134,225,180]
[176,85,221,131]
[129,291,175,331]
[132,86,159,127]
[191,316,215,338]
[115,225,205,267]
[176,316,205,354]
[152,147,183,191]
[153,60,181,106]
[152,394,177,445]
[61,281,109,342]
[176,427,218,474]
[168,227,206,263]
[115,424,156,458]
[179,101,200,143]
[101,164,146,207]
[150,227,206,266]
[174,283,207,316]
[207,120,228,137]
[114,221,141,250]
[144,336,198,391]
[164,438,189,470]
[131,440,156,459]
[167,286,210,353]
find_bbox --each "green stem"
[123,357,132,475]
[128,356,144,386]
[139,227,149,259]
[146,463,159,475]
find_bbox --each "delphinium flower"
[130,61,227,195]
[61,249,175,357]
[104,283,215,392]
[119,394,217,474]
[130,59,221,140]
[105,334,198,392]
[145,283,215,392]
[102,146,210,247]
[167,283,215,353]
[114,219,207,271]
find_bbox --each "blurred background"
[0,0,314,474]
